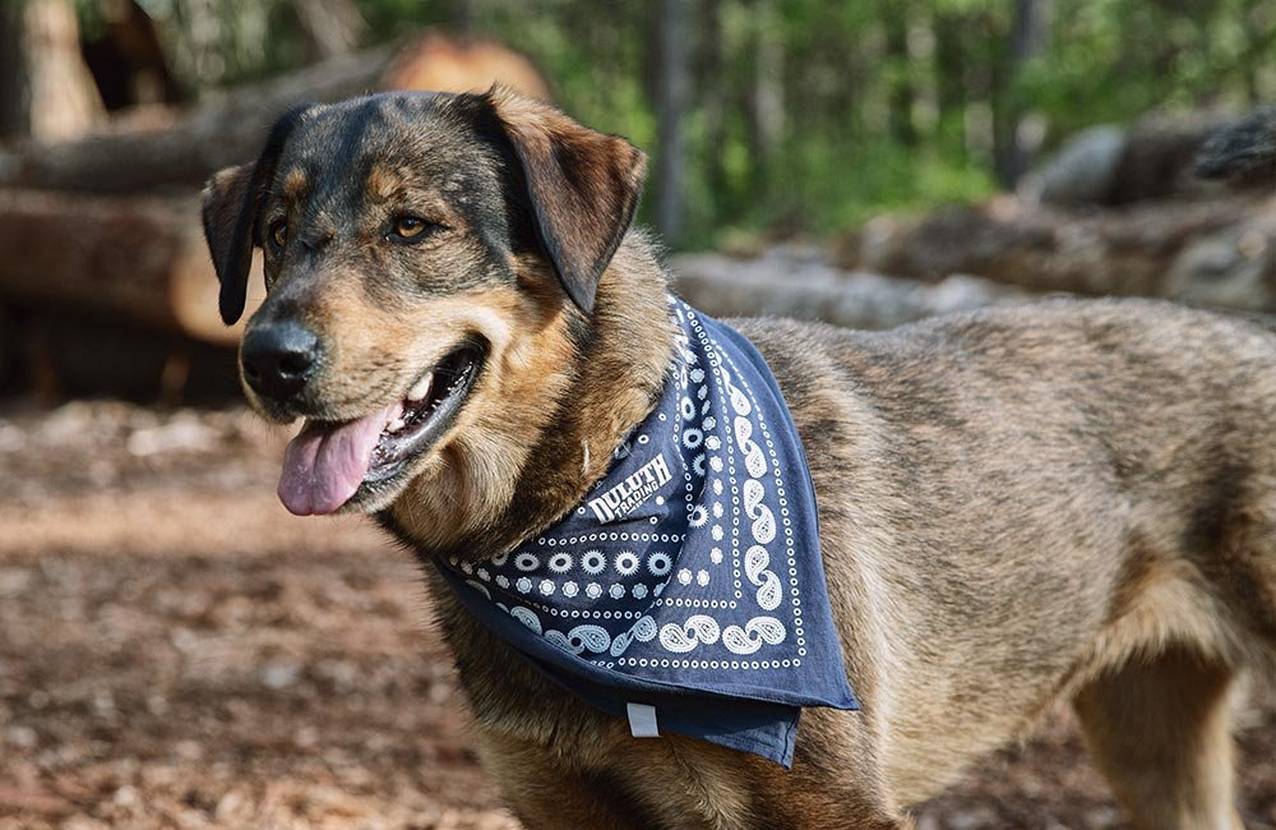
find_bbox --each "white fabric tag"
[627,702,659,738]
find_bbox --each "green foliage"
[1019,0,1276,135]
[93,0,1276,246]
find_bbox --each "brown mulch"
[0,401,1273,829]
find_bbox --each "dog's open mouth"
[277,340,487,516]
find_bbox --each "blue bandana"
[436,299,858,766]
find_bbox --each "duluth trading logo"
[588,453,672,523]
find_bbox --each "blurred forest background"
[5,2,1276,829]
[7,0,1276,243]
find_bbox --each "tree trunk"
[744,0,785,194]
[993,0,1049,187]
[81,0,183,110]
[653,0,691,244]
[0,3,27,137]
[933,9,966,153]
[446,0,476,33]
[697,0,729,211]
[0,0,105,141]
[292,0,366,61]
[885,2,917,147]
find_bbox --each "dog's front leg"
[478,734,657,830]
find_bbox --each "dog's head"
[202,89,646,519]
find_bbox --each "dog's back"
[735,298,1276,827]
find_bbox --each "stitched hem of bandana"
[448,299,809,671]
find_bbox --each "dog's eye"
[388,215,438,243]
[268,219,288,250]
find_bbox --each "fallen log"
[0,31,552,193]
[670,250,1030,330]
[382,31,551,102]
[838,194,1268,304]
[8,185,1272,357]
[0,188,257,346]
[0,46,395,192]
[1028,118,1225,207]
[0,187,1027,352]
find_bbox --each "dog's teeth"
[388,416,406,432]
[407,372,434,402]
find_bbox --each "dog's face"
[202,90,645,520]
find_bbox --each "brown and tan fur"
[202,88,1276,829]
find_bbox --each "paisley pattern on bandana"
[435,299,857,766]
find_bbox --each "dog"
[202,88,1276,829]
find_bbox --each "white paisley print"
[441,298,822,676]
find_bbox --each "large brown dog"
[203,89,1276,829]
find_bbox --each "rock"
[1030,125,1127,206]
[1031,116,1223,207]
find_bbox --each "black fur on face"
[199,89,649,515]
[202,89,646,333]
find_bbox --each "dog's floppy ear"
[482,87,647,314]
[202,164,256,325]
[201,107,307,325]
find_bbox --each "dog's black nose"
[241,322,320,402]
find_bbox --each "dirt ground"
[0,400,1274,830]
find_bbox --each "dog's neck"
[383,230,675,558]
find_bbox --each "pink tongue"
[278,402,401,516]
